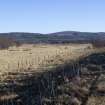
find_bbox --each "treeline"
[0,36,20,49]
[91,40,105,48]
[0,36,105,49]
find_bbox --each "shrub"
[0,36,19,49]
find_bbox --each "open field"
[0,43,105,105]
[0,44,93,76]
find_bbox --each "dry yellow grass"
[0,44,93,76]
[87,96,105,105]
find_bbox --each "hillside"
[0,31,105,44]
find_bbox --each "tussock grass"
[0,44,93,77]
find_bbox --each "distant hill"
[0,31,105,46]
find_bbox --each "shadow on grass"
[0,52,105,105]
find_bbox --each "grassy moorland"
[0,43,105,105]
[0,44,92,76]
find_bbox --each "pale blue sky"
[0,0,105,33]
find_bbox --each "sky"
[0,0,105,33]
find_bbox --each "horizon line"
[0,30,105,34]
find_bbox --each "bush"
[0,36,19,49]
